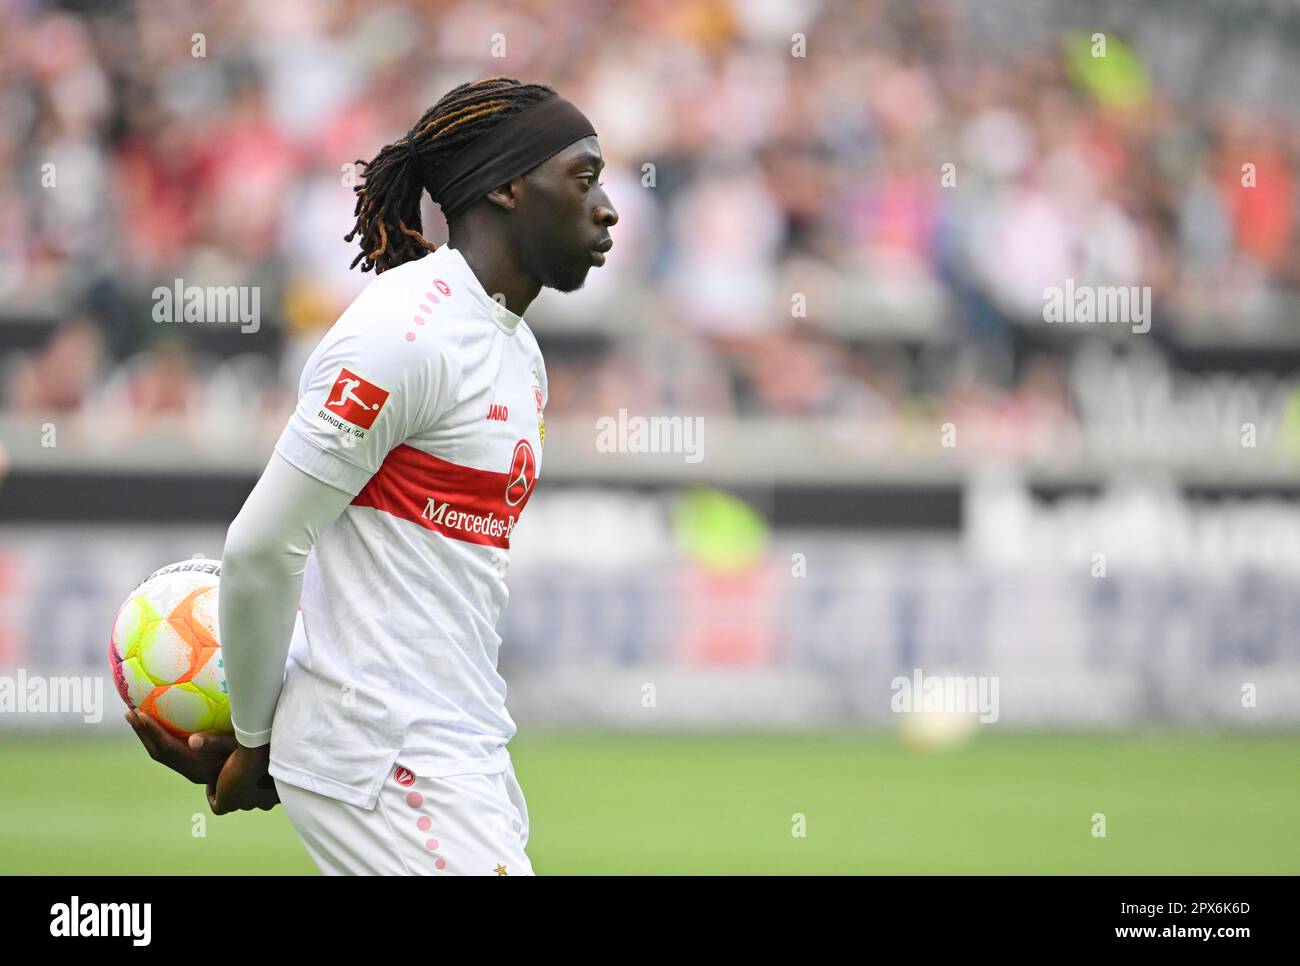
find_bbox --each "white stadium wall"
[2,479,1298,733]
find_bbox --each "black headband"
[411,92,597,222]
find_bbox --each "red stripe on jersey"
[350,442,536,548]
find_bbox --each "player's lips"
[591,237,613,265]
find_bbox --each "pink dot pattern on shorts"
[399,780,447,871]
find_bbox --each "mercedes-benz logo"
[505,439,536,507]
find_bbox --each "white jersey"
[268,245,547,808]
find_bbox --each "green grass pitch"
[0,731,1296,874]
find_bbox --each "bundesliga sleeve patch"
[323,367,390,429]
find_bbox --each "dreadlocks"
[345,77,557,274]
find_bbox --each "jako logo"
[50,897,151,946]
[394,766,415,787]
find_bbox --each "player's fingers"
[136,711,182,750]
[135,712,214,781]
[125,710,145,743]
[256,775,280,809]
[191,731,238,756]
[127,711,164,760]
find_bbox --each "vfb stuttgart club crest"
[531,365,545,447]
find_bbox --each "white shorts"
[275,758,534,876]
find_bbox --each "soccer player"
[127,78,617,875]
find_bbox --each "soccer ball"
[109,558,231,738]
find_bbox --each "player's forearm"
[219,520,306,747]
[217,451,355,748]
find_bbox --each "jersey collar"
[444,246,524,336]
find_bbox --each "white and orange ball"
[109,558,231,737]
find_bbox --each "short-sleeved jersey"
[268,245,548,808]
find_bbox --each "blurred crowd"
[1,0,1298,458]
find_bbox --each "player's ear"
[484,179,520,213]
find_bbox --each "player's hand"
[208,743,280,815]
[126,709,241,786]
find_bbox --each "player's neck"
[444,232,539,319]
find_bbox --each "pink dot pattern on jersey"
[424,837,439,851]
[417,816,431,831]
[406,296,439,342]
[406,791,423,808]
